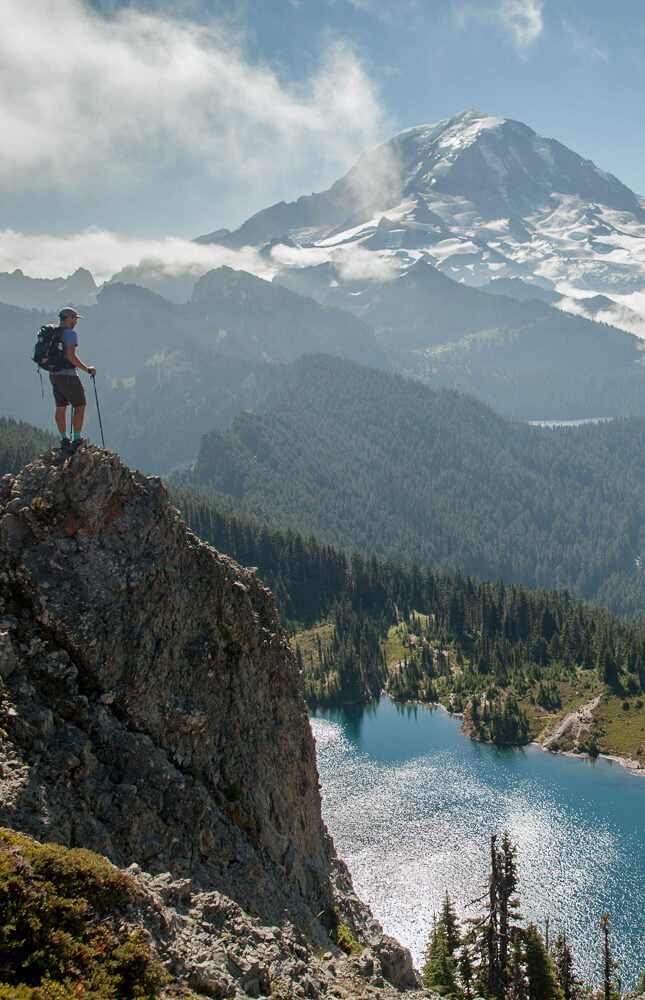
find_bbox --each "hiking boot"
[70,437,86,452]
[60,438,72,454]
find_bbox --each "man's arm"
[65,344,96,376]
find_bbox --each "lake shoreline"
[312,695,645,780]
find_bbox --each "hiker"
[51,307,96,452]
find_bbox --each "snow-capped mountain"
[200,110,645,336]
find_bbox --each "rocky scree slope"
[0,446,423,999]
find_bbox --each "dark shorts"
[50,373,86,408]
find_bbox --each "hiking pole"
[91,375,106,448]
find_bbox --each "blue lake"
[310,698,645,988]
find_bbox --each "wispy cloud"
[0,225,401,294]
[453,0,544,54]
[345,0,422,23]
[270,242,400,282]
[558,16,608,61]
[1,0,389,205]
[497,0,543,51]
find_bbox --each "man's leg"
[72,405,86,433]
[55,405,68,434]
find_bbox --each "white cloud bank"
[0,227,270,284]
[1,0,389,204]
[0,226,401,289]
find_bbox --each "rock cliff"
[0,446,427,999]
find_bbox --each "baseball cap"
[59,308,84,319]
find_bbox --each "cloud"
[0,227,272,284]
[270,241,400,282]
[453,0,543,53]
[496,0,543,51]
[0,224,401,296]
[334,245,400,282]
[1,0,390,205]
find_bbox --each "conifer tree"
[523,923,564,1000]
[506,929,529,1000]
[459,943,475,1000]
[423,909,462,999]
[470,833,522,1000]
[552,931,581,1000]
[439,893,462,956]
[599,914,620,1000]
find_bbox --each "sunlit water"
[310,698,645,988]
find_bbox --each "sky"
[3,0,645,279]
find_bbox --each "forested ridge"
[0,417,56,475]
[190,354,645,619]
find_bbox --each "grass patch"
[292,623,334,668]
[385,622,409,669]
[385,615,430,669]
[595,698,645,763]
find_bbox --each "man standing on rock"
[51,308,96,453]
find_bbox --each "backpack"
[32,325,73,372]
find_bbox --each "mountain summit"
[200,110,645,316]
[392,109,644,221]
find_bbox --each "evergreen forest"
[188,354,645,620]
[0,418,56,476]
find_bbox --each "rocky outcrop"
[541,695,601,755]
[0,446,426,999]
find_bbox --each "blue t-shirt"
[58,327,78,375]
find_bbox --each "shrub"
[0,829,168,999]
[328,907,363,956]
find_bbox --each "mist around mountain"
[2,269,388,472]
[5,254,645,475]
